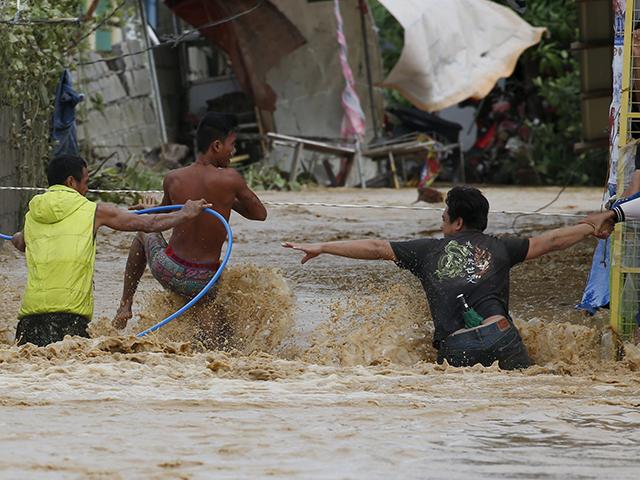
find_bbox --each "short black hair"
[47,155,87,186]
[196,112,238,153]
[445,186,489,231]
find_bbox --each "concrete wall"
[267,0,386,185]
[154,2,184,142]
[0,110,20,234]
[0,108,47,235]
[76,39,162,164]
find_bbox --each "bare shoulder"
[163,167,184,183]
[224,167,245,180]
[218,168,247,188]
[162,167,188,194]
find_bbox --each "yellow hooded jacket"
[19,185,97,319]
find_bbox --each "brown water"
[1,187,640,479]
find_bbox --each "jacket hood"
[28,185,88,224]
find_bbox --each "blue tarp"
[578,189,640,314]
[577,237,610,314]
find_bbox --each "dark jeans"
[15,313,90,347]
[437,318,531,370]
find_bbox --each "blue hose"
[0,205,233,337]
[0,205,232,337]
[133,205,233,337]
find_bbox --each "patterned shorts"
[144,233,219,299]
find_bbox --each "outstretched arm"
[95,199,211,234]
[282,240,396,264]
[526,222,600,261]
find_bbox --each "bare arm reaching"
[282,240,396,264]
[95,199,211,234]
[526,223,596,261]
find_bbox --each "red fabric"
[474,123,497,150]
[165,244,220,271]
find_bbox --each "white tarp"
[378,0,545,111]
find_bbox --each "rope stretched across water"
[0,185,585,218]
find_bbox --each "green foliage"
[370,0,402,75]
[0,1,84,150]
[90,92,105,114]
[242,163,300,191]
[88,155,165,203]
[524,0,577,44]
[0,0,87,190]
[528,70,582,178]
[369,1,409,106]
[523,0,607,185]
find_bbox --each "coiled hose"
[0,204,233,337]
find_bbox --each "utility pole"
[138,0,168,144]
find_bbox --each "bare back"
[162,163,249,263]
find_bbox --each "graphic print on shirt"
[435,240,492,283]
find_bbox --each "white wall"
[267,0,385,185]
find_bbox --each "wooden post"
[254,106,268,158]
[458,145,466,183]
[138,0,168,144]
[289,142,304,182]
[355,140,366,188]
[388,151,400,189]
[84,0,101,21]
[358,0,379,139]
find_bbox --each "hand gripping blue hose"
[0,206,233,337]
[133,205,233,337]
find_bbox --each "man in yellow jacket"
[10,155,210,347]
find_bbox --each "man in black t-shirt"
[283,186,611,370]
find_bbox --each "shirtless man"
[113,112,267,328]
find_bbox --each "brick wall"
[76,39,162,165]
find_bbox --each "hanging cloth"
[51,69,84,158]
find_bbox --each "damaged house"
[77,0,386,186]
[1,0,550,233]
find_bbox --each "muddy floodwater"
[1,187,639,479]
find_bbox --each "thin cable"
[76,0,265,67]
[0,185,587,218]
[0,18,81,25]
[263,201,584,218]
[76,42,166,66]
[170,0,265,44]
[511,171,576,233]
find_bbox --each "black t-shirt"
[391,231,529,348]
